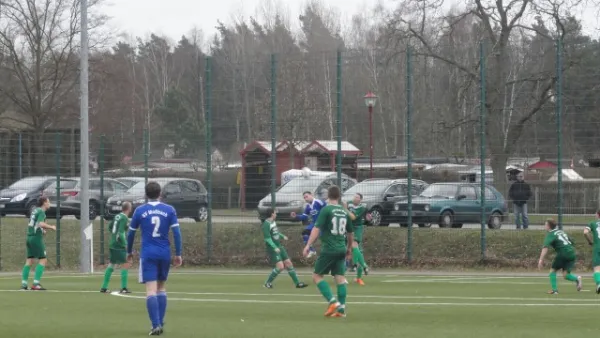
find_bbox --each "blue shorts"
[139,257,171,283]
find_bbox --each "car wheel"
[438,211,453,228]
[369,208,383,226]
[487,212,503,229]
[194,206,208,222]
[89,201,99,220]
[26,202,37,218]
[418,223,432,228]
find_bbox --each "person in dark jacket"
[509,172,532,229]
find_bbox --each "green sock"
[337,283,347,305]
[565,273,578,282]
[357,266,363,279]
[317,280,336,303]
[357,248,367,268]
[101,266,114,289]
[549,272,558,291]
[21,265,31,286]
[594,272,600,286]
[33,264,45,285]
[286,267,300,285]
[265,268,281,284]
[121,269,128,289]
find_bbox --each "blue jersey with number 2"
[129,201,179,260]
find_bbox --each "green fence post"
[205,56,213,262]
[99,135,105,265]
[144,128,149,203]
[336,50,342,187]
[270,54,277,206]
[406,46,413,263]
[55,132,61,267]
[479,41,487,260]
[555,38,563,230]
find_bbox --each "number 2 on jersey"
[331,216,347,235]
[151,216,161,238]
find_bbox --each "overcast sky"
[100,0,600,44]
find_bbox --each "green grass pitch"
[1,269,600,338]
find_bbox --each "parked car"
[390,182,508,229]
[257,173,357,222]
[43,177,130,220]
[105,178,208,222]
[0,176,57,217]
[115,177,145,188]
[342,178,429,226]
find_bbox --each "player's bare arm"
[343,203,357,221]
[303,227,320,257]
[538,247,549,270]
[346,233,354,260]
[39,222,56,231]
[584,227,594,245]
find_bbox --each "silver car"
[256,173,357,222]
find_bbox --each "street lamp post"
[364,91,378,179]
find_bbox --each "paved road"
[0,214,585,230]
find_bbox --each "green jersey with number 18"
[543,229,576,257]
[315,204,353,254]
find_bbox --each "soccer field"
[1,269,599,338]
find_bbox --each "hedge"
[1,219,597,272]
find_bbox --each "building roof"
[301,140,361,155]
[528,161,557,170]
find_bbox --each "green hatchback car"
[390,182,508,229]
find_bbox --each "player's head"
[145,181,161,200]
[353,192,363,205]
[122,201,132,216]
[37,196,49,210]
[302,191,313,203]
[267,208,276,220]
[545,218,558,231]
[327,185,341,202]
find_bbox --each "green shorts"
[109,248,127,265]
[26,236,46,259]
[353,229,364,244]
[314,252,346,276]
[552,254,576,272]
[267,246,289,264]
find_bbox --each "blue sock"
[146,295,160,328]
[157,292,167,326]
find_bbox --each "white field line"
[2,289,599,304]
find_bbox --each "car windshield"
[344,182,390,196]
[126,180,169,194]
[9,177,49,190]
[46,180,78,190]
[276,177,324,194]
[420,184,457,198]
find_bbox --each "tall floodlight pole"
[363,92,378,179]
[79,0,91,273]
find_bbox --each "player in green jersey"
[304,185,353,318]
[21,197,56,291]
[262,208,308,289]
[344,193,369,286]
[538,218,582,294]
[101,202,132,294]
[583,209,600,293]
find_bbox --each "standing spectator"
[509,172,532,229]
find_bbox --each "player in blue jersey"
[290,191,326,258]
[126,182,183,336]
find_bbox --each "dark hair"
[328,185,341,200]
[122,201,132,211]
[37,196,48,207]
[356,193,363,200]
[145,181,162,200]
[546,218,558,230]
[266,208,275,217]
[302,191,312,196]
